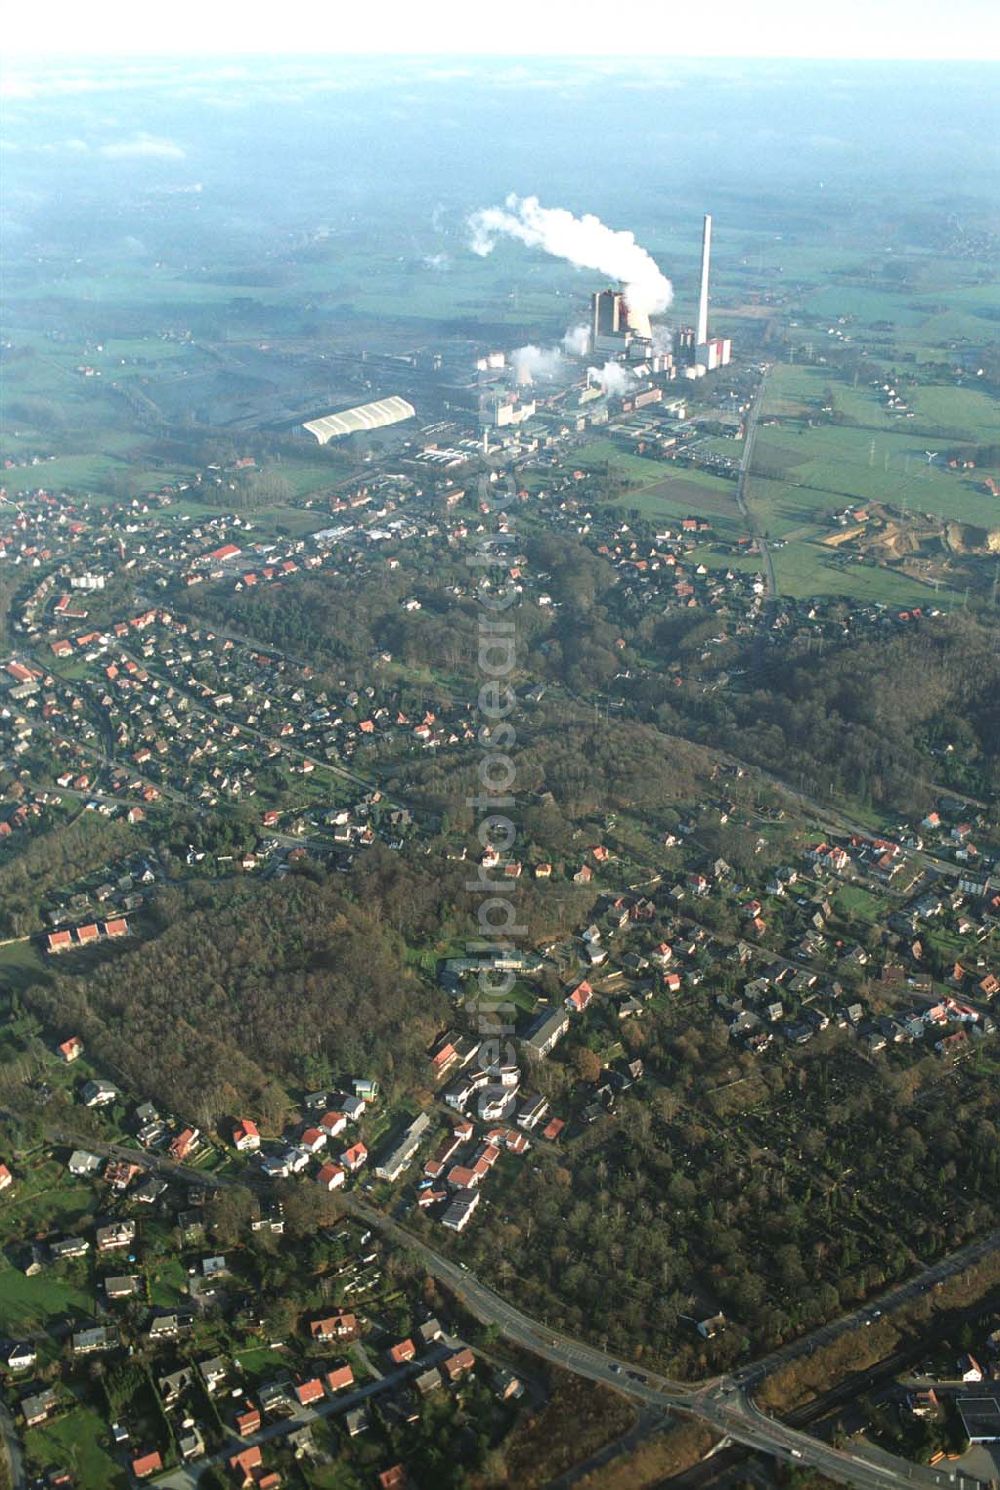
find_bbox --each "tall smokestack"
[697,213,712,346]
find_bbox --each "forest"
[19,853,460,1128]
[446,1006,1000,1375]
[0,813,134,938]
[638,612,1000,814]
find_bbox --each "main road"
[340,1195,991,1490]
[26,1126,995,1490]
[735,369,777,602]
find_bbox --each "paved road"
[728,1222,1000,1389]
[339,1197,990,1490]
[735,370,777,601]
[0,1397,26,1490]
[154,1355,438,1490]
[24,1127,997,1490]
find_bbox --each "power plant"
[688,212,732,377]
[590,288,653,360]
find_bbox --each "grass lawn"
[24,1400,128,1490]
[146,1253,191,1310]
[740,366,997,602]
[909,383,1000,442]
[235,1344,297,1383]
[269,456,355,499]
[833,885,885,924]
[0,1255,94,1335]
[0,937,48,992]
[753,412,999,527]
[300,1448,366,1489]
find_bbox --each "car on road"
[627,1370,646,1382]
[610,1364,622,1374]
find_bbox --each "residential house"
[340,1142,368,1173]
[565,980,593,1014]
[441,1348,475,1383]
[317,1163,346,1191]
[232,1118,260,1152]
[21,1389,57,1427]
[325,1364,354,1393]
[295,1378,325,1407]
[132,1452,163,1480]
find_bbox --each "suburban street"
[19,1118,999,1490]
[342,1196,996,1490]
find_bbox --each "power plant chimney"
[697,213,712,346]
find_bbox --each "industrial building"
[692,214,732,374]
[590,288,652,360]
[677,215,732,378]
[957,1397,1000,1443]
[302,395,415,445]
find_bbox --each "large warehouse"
[302,395,415,445]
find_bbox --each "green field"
[574,439,747,534]
[736,352,1000,603]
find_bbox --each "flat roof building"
[374,1112,432,1182]
[958,1397,1000,1442]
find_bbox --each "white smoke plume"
[651,322,674,357]
[589,362,634,396]
[470,194,673,317]
[511,344,566,385]
[562,323,590,356]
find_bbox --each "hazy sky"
[3,0,998,61]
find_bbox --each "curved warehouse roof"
[303,395,415,444]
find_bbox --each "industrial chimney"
[697,213,711,347]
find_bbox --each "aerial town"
[2,37,1000,1490]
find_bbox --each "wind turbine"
[924,450,938,464]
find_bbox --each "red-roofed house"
[325,1363,354,1393]
[103,917,129,939]
[388,1339,416,1366]
[300,1127,327,1154]
[58,1035,83,1062]
[232,1118,260,1153]
[319,1111,347,1139]
[228,1445,263,1485]
[295,1377,325,1407]
[564,981,593,1014]
[76,923,100,946]
[441,1347,475,1382]
[235,1406,261,1437]
[340,1142,367,1172]
[447,1164,478,1190]
[317,1163,346,1191]
[170,1127,199,1161]
[47,931,74,956]
[310,1312,357,1342]
[379,1467,409,1490]
[132,1451,163,1480]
